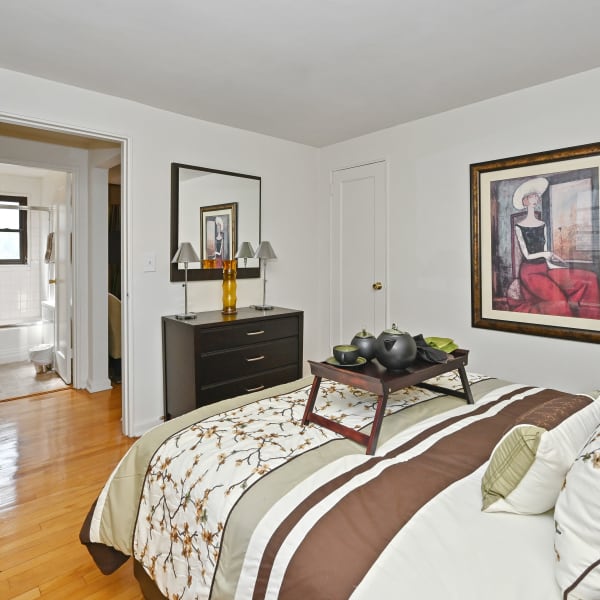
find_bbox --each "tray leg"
[302,376,322,425]
[416,366,474,405]
[457,366,474,404]
[366,392,389,455]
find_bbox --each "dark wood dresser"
[162,306,304,419]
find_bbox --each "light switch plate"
[143,252,156,272]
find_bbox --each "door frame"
[52,170,73,386]
[0,112,132,435]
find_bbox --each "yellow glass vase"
[222,259,237,315]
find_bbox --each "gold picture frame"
[199,202,238,268]
[471,142,600,343]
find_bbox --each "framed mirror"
[170,163,261,281]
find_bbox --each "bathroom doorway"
[0,167,71,401]
[0,120,129,433]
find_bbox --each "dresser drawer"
[199,365,300,405]
[200,337,299,385]
[197,316,299,352]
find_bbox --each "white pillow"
[554,421,600,599]
[481,396,600,514]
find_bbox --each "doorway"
[0,167,71,401]
[0,119,129,431]
[330,161,387,346]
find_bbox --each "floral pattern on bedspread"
[133,371,487,600]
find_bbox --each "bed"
[80,370,600,600]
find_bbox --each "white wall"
[5,63,599,435]
[319,68,600,395]
[87,162,110,392]
[0,67,320,435]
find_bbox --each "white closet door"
[331,161,387,346]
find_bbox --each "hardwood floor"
[0,386,143,599]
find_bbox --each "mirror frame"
[170,163,261,281]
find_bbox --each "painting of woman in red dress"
[509,176,600,319]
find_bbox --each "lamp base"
[252,304,274,311]
[175,313,197,320]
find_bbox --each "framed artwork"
[200,202,237,267]
[471,142,600,343]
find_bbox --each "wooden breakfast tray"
[301,349,472,454]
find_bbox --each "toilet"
[29,343,54,373]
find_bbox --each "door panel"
[54,174,72,384]
[331,161,387,346]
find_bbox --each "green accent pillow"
[481,425,542,510]
[481,395,600,515]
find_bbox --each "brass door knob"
[372,281,383,290]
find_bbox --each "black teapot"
[374,324,417,371]
[350,329,376,361]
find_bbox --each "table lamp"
[235,241,255,267]
[253,241,277,310]
[171,242,200,319]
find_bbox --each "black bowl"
[333,344,360,365]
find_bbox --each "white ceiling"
[2,0,600,147]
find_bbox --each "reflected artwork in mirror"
[170,163,261,281]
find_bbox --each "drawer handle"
[246,330,265,336]
[246,385,265,393]
[246,355,265,362]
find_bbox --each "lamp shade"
[172,242,200,264]
[254,241,277,260]
[235,241,255,260]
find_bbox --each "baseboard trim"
[132,416,164,437]
[86,377,112,393]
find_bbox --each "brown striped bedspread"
[80,375,594,599]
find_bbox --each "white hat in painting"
[512,177,549,209]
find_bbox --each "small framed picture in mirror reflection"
[200,202,237,268]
